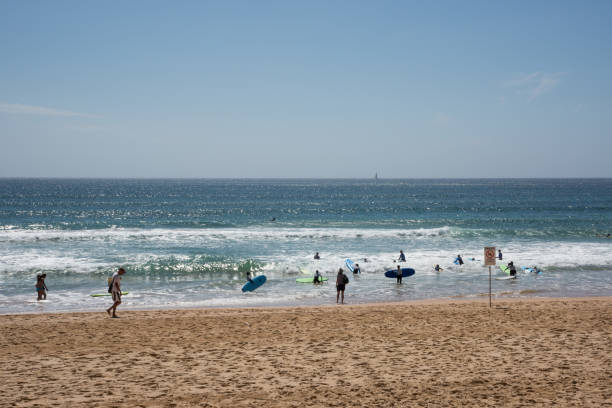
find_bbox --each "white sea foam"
[1,226,612,276]
[0,226,455,244]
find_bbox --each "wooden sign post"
[484,247,496,308]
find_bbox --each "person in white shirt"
[106,267,125,318]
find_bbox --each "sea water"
[1,178,611,314]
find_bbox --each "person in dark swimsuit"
[508,261,517,277]
[336,268,347,304]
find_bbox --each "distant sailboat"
[374,172,378,182]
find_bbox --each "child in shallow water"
[35,274,48,300]
[35,274,43,300]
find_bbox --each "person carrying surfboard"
[246,271,254,283]
[455,255,464,265]
[106,267,125,318]
[508,261,517,277]
[396,265,403,284]
[398,250,406,262]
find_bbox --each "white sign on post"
[484,247,496,266]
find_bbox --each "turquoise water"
[1,178,611,313]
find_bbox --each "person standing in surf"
[35,274,48,301]
[498,249,503,260]
[314,252,320,260]
[106,267,125,318]
[456,255,464,265]
[353,263,360,274]
[313,270,322,284]
[396,265,403,284]
[246,271,254,283]
[40,274,48,300]
[336,268,348,304]
[508,261,517,278]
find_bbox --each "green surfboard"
[296,277,328,283]
[500,265,511,274]
[90,291,129,297]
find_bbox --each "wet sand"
[1,297,610,407]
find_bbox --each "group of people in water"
[37,245,537,311]
[307,247,530,299]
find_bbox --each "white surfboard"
[495,276,517,280]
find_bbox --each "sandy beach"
[1,297,610,407]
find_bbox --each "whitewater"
[1,178,611,313]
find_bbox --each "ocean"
[1,178,611,314]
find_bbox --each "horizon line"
[1,176,611,181]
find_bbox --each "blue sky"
[1,1,611,177]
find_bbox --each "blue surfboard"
[242,275,267,292]
[385,268,415,278]
[521,266,542,274]
[345,258,355,273]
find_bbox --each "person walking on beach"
[106,267,125,318]
[336,268,348,304]
[398,250,406,262]
[36,274,48,301]
[396,265,403,284]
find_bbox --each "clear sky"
[1,1,611,178]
